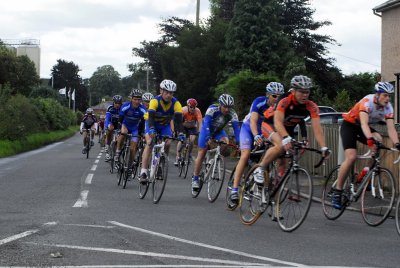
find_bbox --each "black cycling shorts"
[340,120,377,150]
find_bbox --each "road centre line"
[73,190,89,208]
[109,221,307,267]
[63,223,115,229]
[85,174,93,184]
[0,229,39,246]
[95,159,99,164]
[25,242,266,266]
[91,165,97,171]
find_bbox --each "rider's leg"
[115,125,127,161]
[140,133,153,181]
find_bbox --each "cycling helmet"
[290,75,313,90]
[374,82,394,94]
[113,95,123,104]
[160,79,177,92]
[130,88,142,98]
[187,98,198,108]
[142,92,154,102]
[86,108,93,114]
[218,94,234,107]
[266,82,284,95]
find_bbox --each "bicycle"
[322,141,397,227]
[191,140,237,202]
[109,130,120,174]
[239,140,325,232]
[117,133,143,189]
[177,135,195,179]
[139,134,177,204]
[225,145,265,210]
[82,128,93,159]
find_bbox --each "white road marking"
[85,174,94,185]
[25,242,266,266]
[63,224,115,229]
[0,229,39,246]
[73,190,89,207]
[91,165,97,171]
[95,159,99,164]
[97,155,101,159]
[225,169,232,174]
[109,221,308,267]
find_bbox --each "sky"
[0,0,385,79]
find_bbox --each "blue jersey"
[119,101,146,127]
[242,96,270,131]
[105,105,120,128]
[202,104,240,142]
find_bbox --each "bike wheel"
[85,136,90,159]
[109,141,116,173]
[183,152,191,179]
[178,147,187,177]
[395,197,400,236]
[122,150,131,189]
[152,156,168,204]
[239,165,265,225]
[361,167,395,227]
[138,178,149,199]
[207,156,225,202]
[191,169,205,198]
[321,165,348,220]
[276,167,312,232]
[225,166,237,210]
[117,150,125,186]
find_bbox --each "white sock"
[141,168,147,175]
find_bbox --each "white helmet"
[266,82,284,95]
[218,94,234,107]
[374,82,394,94]
[160,79,177,92]
[290,75,313,90]
[142,92,154,101]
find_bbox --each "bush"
[34,98,76,130]
[215,70,279,119]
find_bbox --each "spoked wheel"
[395,197,400,236]
[122,150,132,189]
[152,156,168,204]
[321,165,348,220]
[109,141,116,173]
[207,156,225,202]
[276,168,312,232]
[178,147,187,177]
[225,166,237,211]
[361,167,395,227]
[239,165,265,225]
[183,153,191,179]
[138,178,150,199]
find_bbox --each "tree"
[341,72,377,102]
[221,0,293,78]
[89,65,122,105]
[209,0,237,21]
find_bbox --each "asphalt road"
[0,133,399,267]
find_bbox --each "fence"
[300,124,400,191]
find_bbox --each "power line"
[330,51,381,68]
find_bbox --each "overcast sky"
[0,0,385,79]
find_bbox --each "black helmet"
[113,95,123,104]
[130,88,142,98]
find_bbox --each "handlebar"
[290,140,329,168]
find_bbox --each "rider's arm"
[359,112,373,139]
[249,112,259,136]
[274,110,289,138]
[310,117,326,148]
[105,111,111,129]
[386,118,399,145]
[232,120,240,144]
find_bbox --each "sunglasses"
[189,106,196,109]
[270,94,278,98]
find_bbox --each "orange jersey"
[343,94,394,124]
[182,106,202,128]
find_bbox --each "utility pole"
[196,0,200,26]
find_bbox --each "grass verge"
[0,126,78,158]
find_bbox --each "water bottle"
[357,167,369,183]
[150,152,159,178]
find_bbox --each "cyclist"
[331,82,400,209]
[97,114,106,148]
[258,75,330,218]
[228,82,284,206]
[191,94,240,192]
[142,92,154,110]
[139,79,185,183]
[80,108,98,154]
[174,98,203,166]
[114,89,147,170]
[104,95,123,162]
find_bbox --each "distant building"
[373,1,400,120]
[2,39,41,76]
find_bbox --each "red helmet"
[187,98,198,108]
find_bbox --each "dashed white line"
[73,190,89,207]
[63,224,115,229]
[85,174,94,184]
[91,165,97,171]
[109,221,308,267]
[95,159,99,164]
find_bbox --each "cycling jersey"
[182,106,202,129]
[119,102,146,128]
[105,105,120,129]
[145,95,183,125]
[81,114,97,129]
[343,94,394,125]
[240,96,271,150]
[198,104,240,148]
